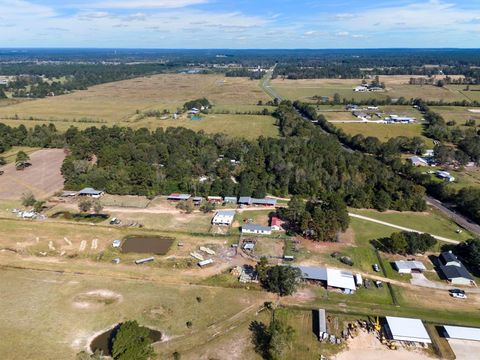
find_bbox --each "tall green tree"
[111,321,155,360]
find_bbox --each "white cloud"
[88,0,209,9]
[335,31,349,37]
[304,30,316,36]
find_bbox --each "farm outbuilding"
[394,260,427,274]
[326,268,356,293]
[167,193,191,201]
[224,196,237,204]
[385,316,432,344]
[78,188,104,198]
[443,325,480,342]
[270,216,285,231]
[212,210,235,225]
[438,251,475,286]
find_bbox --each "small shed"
[385,316,432,344]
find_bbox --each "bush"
[111,320,155,360]
[374,231,437,255]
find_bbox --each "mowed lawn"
[0,267,264,359]
[271,76,470,103]
[133,113,279,139]
[349,208,474,241]
[0,74,269,123]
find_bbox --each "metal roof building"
[394,260,427,274]
[238,196,253,205]
[212,210,236,225]
[251,198,277,206]
[385,316,432,344]
[78,188,104,198]
[326,268,356,291]
[296,266,328,281]
[224,196,238,203]
[167,193,191,201]
[443,326,480,342]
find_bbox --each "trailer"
[198,259,214,267]
[355,274,363,287]
[135,257,154,265]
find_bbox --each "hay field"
[0,74,269,125]
[134,113,279,139]
[335,122,432,144]
[271,76,470,102]
[431,106,480,123]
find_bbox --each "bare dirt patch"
[334,329,435,360]
[72,289,123,309]
[0,149,65,200]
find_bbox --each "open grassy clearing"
[271,76,470,103]
[349,208,473,241]
[0,149,66,200]
[0,146,41,164]
[0,74,268,124]
[0,267,265,359]
[133,113,279,139]
[319,105,423,122]
[430,105,480,123]
[335,122,433,145]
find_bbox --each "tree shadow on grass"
[249,320,270,360]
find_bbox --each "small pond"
[121,235,174,255]
[51,211,109,223]
[90,323,162,356]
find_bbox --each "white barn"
[212,210,235,225]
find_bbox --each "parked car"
[451,292,467,299]
[112,239,122,248]
[373,264,380,272]
[375,280,383,288]
[450,288,465,294]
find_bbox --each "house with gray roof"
[78,188,104,198]
[242,224,272,235]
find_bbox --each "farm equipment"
[374,316,381,333]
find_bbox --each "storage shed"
[385,316,432,344]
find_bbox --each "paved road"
[259,65,283,100]
[426,196,480,237]
[349,213,460,244]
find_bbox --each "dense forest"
[0,103,426,213]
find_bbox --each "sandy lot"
[334,330,435,360]
[0,148,65,200]
[447,339,480,360]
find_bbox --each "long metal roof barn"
[444,325,480,341]
[385,316,432,344]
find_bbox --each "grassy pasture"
[335,122,432,144]
[0,146,41,164]
[133,113,279,139]
[431,105,480,123]
[349,208,473,241]
[271,76,470,103]
[0,74,269,123]
[0,267,264,359]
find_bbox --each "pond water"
[51,211,109,223]
[90,323,162,356]
[121,235,174,255]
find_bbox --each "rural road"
[426,196,480,237]
[349,213,459,244]
[259,65,283,100]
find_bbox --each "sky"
[1,0,480,48]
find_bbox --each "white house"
[354,86,368,92]
[242,224,272,235]
[212,210,235,225]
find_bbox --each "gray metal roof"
[168,194,191,200]
[79,187,103,195]
[242,224,272,232]
[295,266,328,281]
[252,198,277,206]
[441,265,473,280]
[394,260,426,271]
[444,326,480,341]
[238,196,252,204]
[216,210,236,217]
[440,251,458,264]
[224,197,238,202]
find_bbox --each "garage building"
[385,316,432,344]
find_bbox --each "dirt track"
[0,149,65,200]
